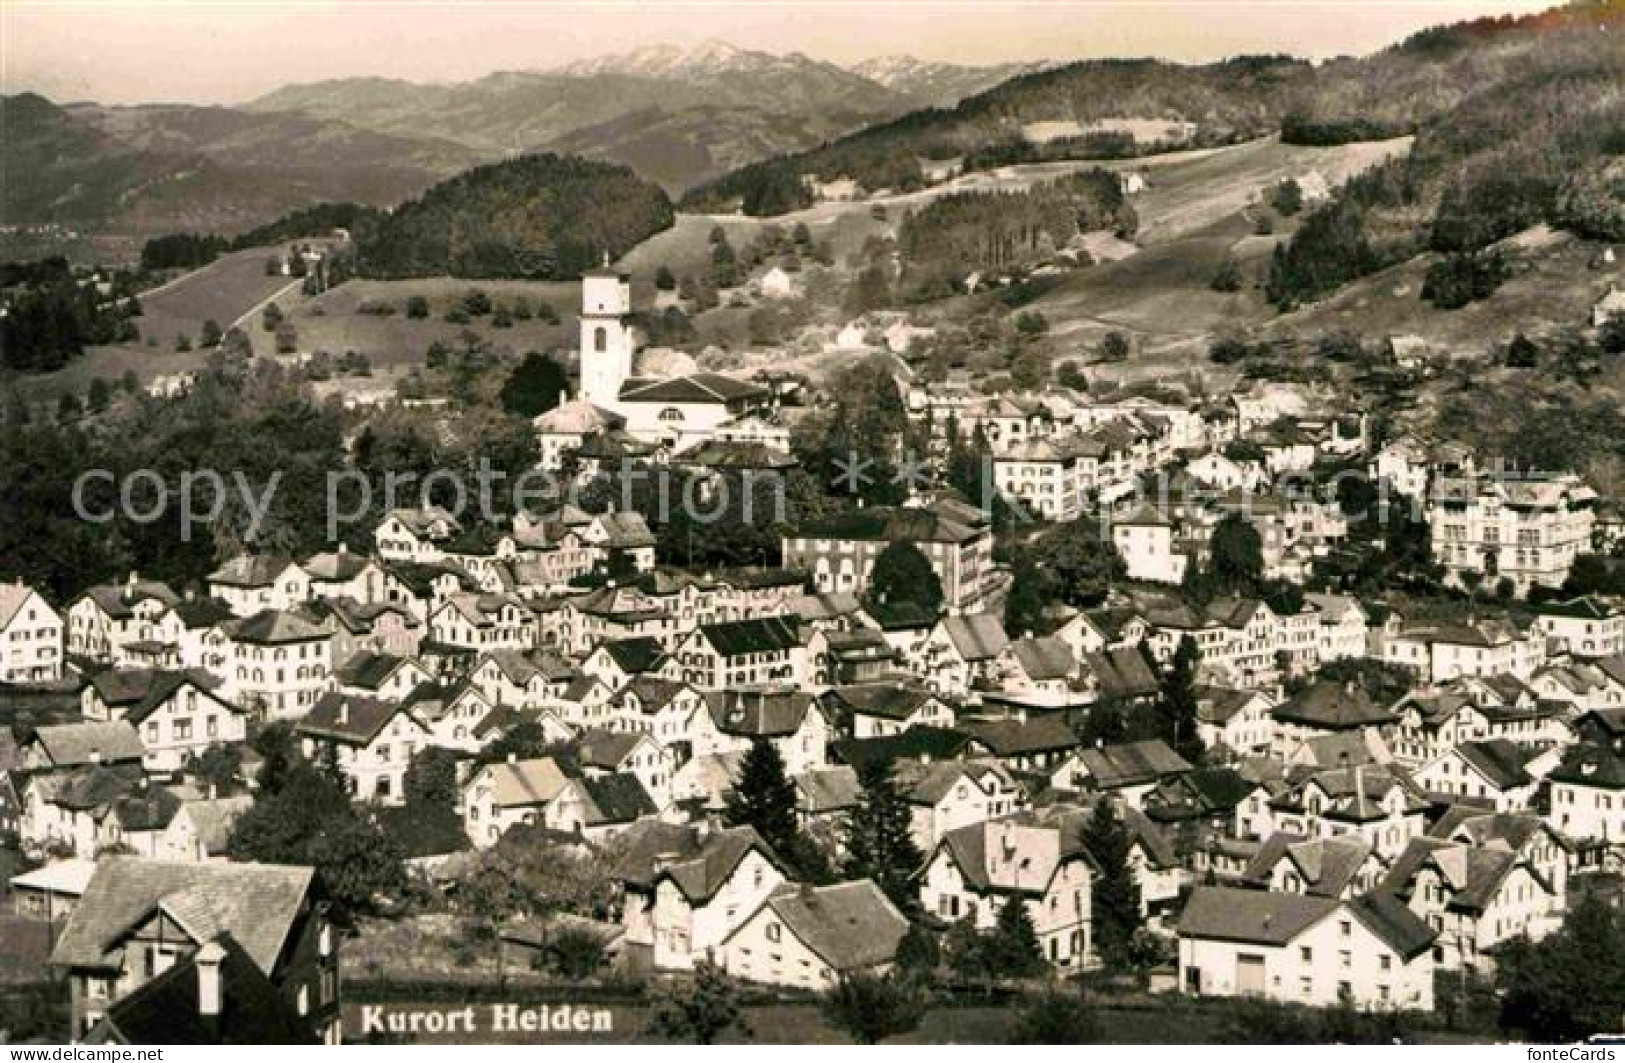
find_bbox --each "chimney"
[507,752,518,764]
[336,701,349,726]
[1354,764,1367,808]
[338,542,348,556]
[196,939,225,1025]
[126,571,139,594]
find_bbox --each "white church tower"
[579,262,634,409]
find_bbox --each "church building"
[575,267,770,450]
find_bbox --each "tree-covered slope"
[353,153,675,279]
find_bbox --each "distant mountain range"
[0,92,477,237]
[2,40,1038,239]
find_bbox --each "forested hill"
[681,55,1312,214]
[1265,2,1625,307]
[680,1,1623,218]
[353,153,675,280]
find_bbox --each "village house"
[334,651,434,701]
[373,507,462,564]
[718,879,909,990]
[1380,615,1546,683]
[402,680,498,753]
[1414,739,1552,812]
[111,670,248,773]
[1270,680,1397,757]
[458,756,573,846]
[1257,764,1430,858]
[581,634,668,689]
[299,597,422,663]
[1176,886,1436,1010]
[1240,834,1387,899]
[1389,677,1569,766]
[1547,744,1625,846]
[919,817,1094,969]
[783,497,995,611]
[1530,596,1625,658]
[917,613,1010,697]
[1380,836,1562,971]
[1426,473,1596,594]
[614,822,790,972]
[1195,685,1278,757]
[1050,740,1193,808]
[821,683,954,739]
[427,593,538,653]
[221,610,333,720]
[893,757,1029,851]
[66,575,180,660]
[295,692,431,805]
[208,555,312,617]
[1,582,64,682]
[608,675,709,749]
[152,794,254,863]
[50,858,340,1042]
[693,689,830,776]
[18,764,151,858]
[1112,507,1188,584]
[571,727,671,809]
[662,616,807,690]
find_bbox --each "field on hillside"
[9,246,308,402]
[253,277,579,371]
[135,246,305,346]
[1264,225,1623,354]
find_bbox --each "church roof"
[619,372,766,405]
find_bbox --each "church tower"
[579,263,634,409]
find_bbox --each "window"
[1339,920,1352,938]
[1339,950,1351,969]
[1300,946,1312,963]
[594,326,608,353]
[766,922,781,943]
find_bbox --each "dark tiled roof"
[1273,680,1395,730]
[823,683,935,722]
[1077,739,1191,788]
[51,859,315,973]
[698,616,801,657]
[829,725,979,772]
[1549,744,1625,789]
[295,692,410,747]
[1177,885,1337,945]
[705,689,816,737]
[91,934,317,1045]
[961,715,1079,758]
[754,881,908,971]
[601,636,665,675]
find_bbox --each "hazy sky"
[4,0,1555,106]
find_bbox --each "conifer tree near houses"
[1157,634,1205,764]
[986,894,1046,978]
[863,539,943,617]
[723,737,801,859]
[1080,797,1143,969]
[841,760,925,913]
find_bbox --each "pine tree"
[723,738,800,859]
[987,894,1046,978]
[863,540,943,617]
[1080,797,1143,969]
[1157,635,1205,764]
[842,761,924,913]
